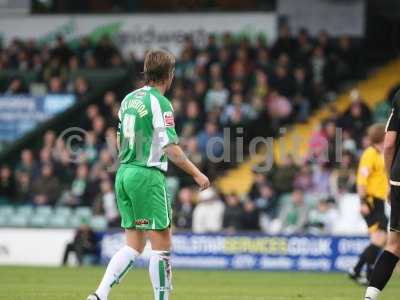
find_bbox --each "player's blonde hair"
[367,123,385,145]
[143,49,175,84]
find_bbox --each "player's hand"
[193,172,210,191]
[360,203,370,216]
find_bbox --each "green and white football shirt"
[117,85,179,172]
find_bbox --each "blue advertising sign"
[101,232,369,272]
[0,94,76,141]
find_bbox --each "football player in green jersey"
[87,49,210,300]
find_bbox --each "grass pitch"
[1,266,399,300]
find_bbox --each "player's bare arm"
[357,184,369,216]
[164,143,210,190]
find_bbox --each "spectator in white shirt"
[100,180,119,226]
[192,188,225,233]
[204,79,229,112]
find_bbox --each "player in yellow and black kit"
[349,123,388,285]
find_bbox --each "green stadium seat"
[54,206,73,217]
[68,215,84,228]
[16,205,34,217]
[48,215,70,228]
[30,214,49,227]
[90,216,108,231]
[0,214,9,227]
[75,207,92,219]
[0,205,15,217]
[35,205,53,217]
[7,214,29,227]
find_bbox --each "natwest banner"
[0,13,277,58]
[101,232,369,272]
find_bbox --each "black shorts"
[390,185,400,232]
[363,196,388,233]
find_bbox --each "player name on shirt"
[120,95,149,118]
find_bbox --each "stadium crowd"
[0,24,382,234]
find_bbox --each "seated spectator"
[175,49,195,80]
[311,162,332,196]
[335,35,357,81]
[76,36,93,65]
[253,184,278,218]
[192,188,225,233]
[295,29,313,66]
[292,93,310,122]
[231,48,252,82]
[95,179,119,227]
[51,35,73,65]
[68,55,79,71]
[73,76,90,101]
[92,116,106,141]
[293,66,313,101]
[308,119,337,163]
[270,155,298,195]
[269,65,295,97]
[180,100,202,137]
[196,121,224,158]
[266,90,292,125]
[83,131,100,165]
[293,164,313,192]
[32,164,61,205]
[60,164,89,207]
[307,198,339,235]
[81,104,100,130]
[248,171,268,200]
[48,76,65,93]
[310,46,328,90]
[337,90,372,145]
[15,149,37,180]
[223,194,243,233]
[62,223,98,266]
[42,130,57,150]
[330,151,356,196]
[241,200,260,231]
[174,187,194,230]
[43,57,68,82]
[0,166,15,202]
[254,184,278,233]
[220,93,255,127]
[204,79,229,112]
[271,24,296,59]
[255,47,272,73]
[38,147,54,168]
[14,171,32,203]
[193,79,207,102]
[252,70,269,99]
[90,149,116,180]
[5,77,26,94]
[274,189,309,234]
[316,30,332,54]
[342,129,358,154]
[104,127,118,161]
[94,35,119,67]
